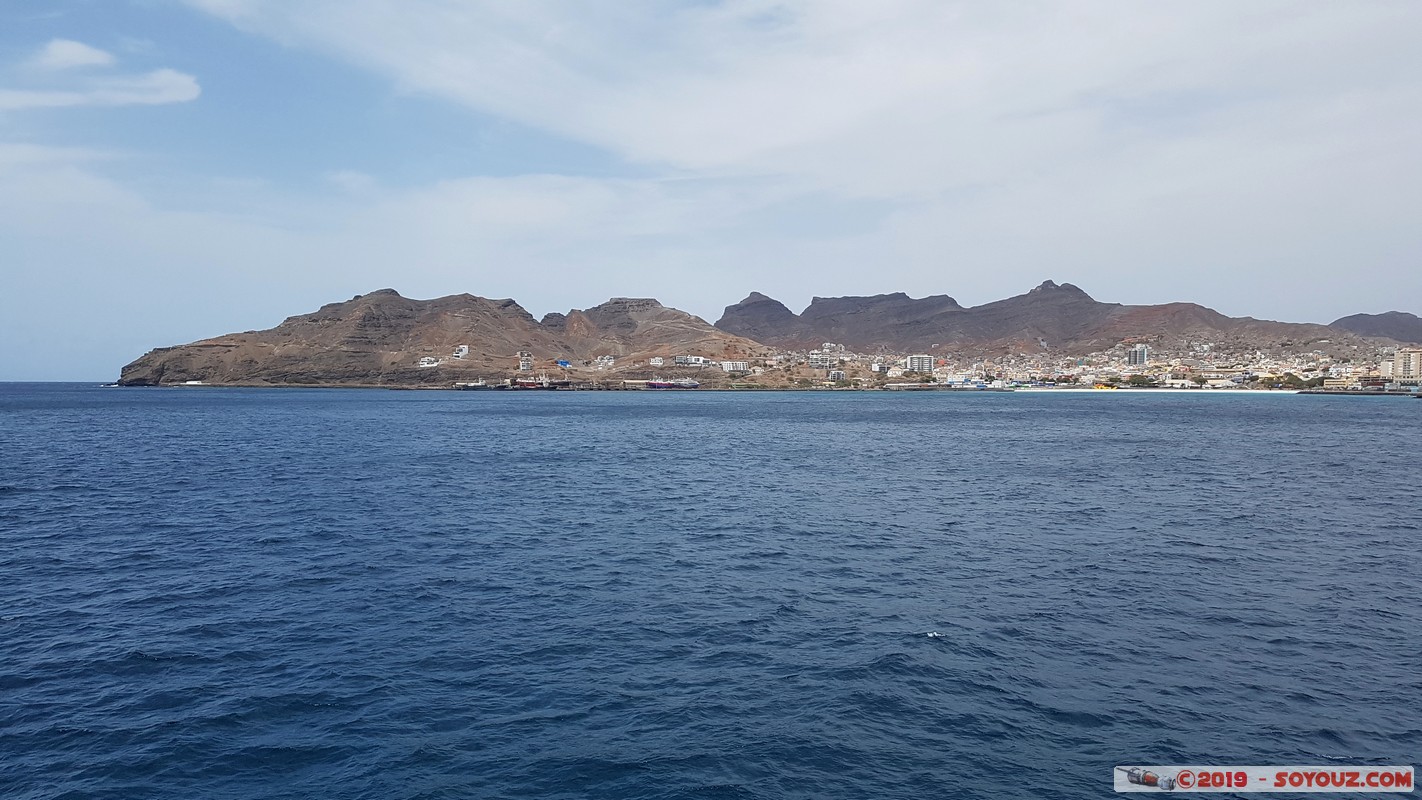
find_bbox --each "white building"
[649,356,664,367]
[1395,348,1422,382]
[517,351,534,372]
[828,370,847,382]
[905,354,935,373]
[722,361,750,374]
[418,356,440,368]
[674,355,708,366]
[451,344,469,359]
[808,353,836,369]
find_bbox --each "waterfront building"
[905,354,934,373]
[722,361,750,374]
[1128,344,1150,367]
[1395,348,1422,382]
[828,370,847,381]
[517,351,533,371]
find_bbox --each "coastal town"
[116,287,1422,391]
[442,341,1422,392]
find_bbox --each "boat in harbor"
[646,377,700,390]
[454,380,491,390]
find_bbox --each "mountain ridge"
[118,283,1411,386]
[715,281,1395,355]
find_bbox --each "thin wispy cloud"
[0,141,110,169]
[3,38,199,110]
[28,38,116,71]
[182,1,1420,196]
[0,68,199,110]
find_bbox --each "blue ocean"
[2,384,1418,799]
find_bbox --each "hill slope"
[119,290,766,386]
[1330,311,1422,344]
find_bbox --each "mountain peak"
[1026,280,1092,300]
[589,297,665,313]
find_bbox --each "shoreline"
[102,382,1421,397]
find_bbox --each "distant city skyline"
[2,1,1420,380]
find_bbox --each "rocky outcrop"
[716,292,812,347]
[1330,311,1422,344]
[717,291,969,351]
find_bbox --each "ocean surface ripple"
[2,384,1418,798]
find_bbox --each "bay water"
[2,384,1418,798]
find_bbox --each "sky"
[2,1,1420,380]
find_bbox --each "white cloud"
[170,0,1422,318]
[28,39,117,71]
[0,68,201,110]
[4,37,200,111]
[182,1,1421,194]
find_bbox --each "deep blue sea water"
[1,383,1418,799]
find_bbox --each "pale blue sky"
[2,1,1420,380]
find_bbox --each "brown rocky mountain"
[119,290,766,386]
[1329,311,1422,344]
[120,282,1394,387]
[716,280,1376,355]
